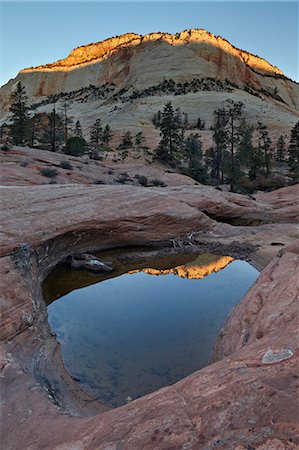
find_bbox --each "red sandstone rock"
[0,181,298,449]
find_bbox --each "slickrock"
[1,29,298,141]
[0,145,197,187]
[0,181,298,449]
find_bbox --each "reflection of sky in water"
[48,259,259,407]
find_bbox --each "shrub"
[93,179,106,184]
[35,144,49,151]
[64,137,86,156]
[1,143,12,151]
[89,151,103,161]
[135,175,148,186]
[151,178,167,187]
[60,160,73,170]
[238,174,287,193]
[39,167,58,178]
[255,174,287,191]
[115,172,130,184]
[20,160,30,167]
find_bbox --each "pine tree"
[275,135,286,162]
[29,112,40,147]
[184,134,206,182]
[211,108,228,182]
[156,102,183,164]
[238,120,254,167]
[9,81,30,145]
[183,112,189,131]
[43,104,64,152]
[197,117,205,130]
[288,121,299,172]
[61,101,73,145]
[222,100,244,191]
[248,146,264,181]
[119,131,133,149]
[74,120,83,138]
[135,131,145,147]
[257,122,272,175]
[102,124,112,147]
[90,119,103,145]
[152,110,161,128]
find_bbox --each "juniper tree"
[64,136,86,157]
[288,121,299,172]
[9,81,30,145]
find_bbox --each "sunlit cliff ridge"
[21,29,283,77]
[129,255,234,280]
[1,28,298,136]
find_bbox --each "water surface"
[44,251,259,407]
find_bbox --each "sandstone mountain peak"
[21,28,284,78]
[1,27,298,141]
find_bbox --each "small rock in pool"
[68,253,113,272]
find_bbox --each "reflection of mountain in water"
[129,255,234,280]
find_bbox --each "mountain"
[1,29,298,145]
[128,255,234,279]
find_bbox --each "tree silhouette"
[102,124,112,147]
[288,121,299,173]
[156,102,183,164]
[257,122,272,175]
[9,81,30,145]
[275,135,286,162]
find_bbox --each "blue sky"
[0,1,298,86]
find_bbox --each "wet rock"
[68,253,113,272]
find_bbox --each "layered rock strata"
[1,29,298,139]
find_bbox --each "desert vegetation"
[2,82,298,193]
[154,100,299,192]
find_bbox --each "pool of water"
[44,250,259,407]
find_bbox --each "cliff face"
[20,29,283,76]
[1,29,298,137]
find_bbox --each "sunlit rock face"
[1,29,298,141]
[129,254,234,279]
